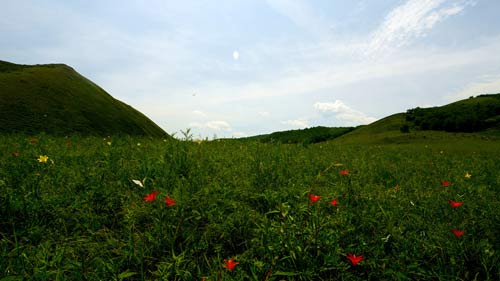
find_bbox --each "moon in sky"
[232,51,239,61]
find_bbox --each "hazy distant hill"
[0,60,168,137]
[241,126,356,144]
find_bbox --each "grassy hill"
[331,94,500,145]
[405,94,500,132]
[0,60,168,137]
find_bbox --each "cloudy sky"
[2,0,500,138]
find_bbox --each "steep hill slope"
[0,60,168,137]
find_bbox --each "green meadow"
[1,133,499,280]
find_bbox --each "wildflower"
[12,151,20,157]
[29,138,39,143]
[330,198,338,206]
[464,172,472,179]
[449,200,463,208]
[452,229,465,238]
[144,190,159,202]
[394,184,400,191]
[137,143,141,146]
[132,179,144,188]
[346,253,363,266]
[37,155,49,163]
[340,169,349,175]
[223,257,239,271]
[107,141,112,146]
[308,194,321,204]
[441,181,450,187]
[165,195,176,206]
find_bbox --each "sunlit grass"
[0,134,499,280]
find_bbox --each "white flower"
[132,179,144,187]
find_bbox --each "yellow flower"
[38,155,49,163]
[465,172,472,179]
[137,143,141,146]
[107,141,112,146]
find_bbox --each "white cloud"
[281,118,309,129]
[365,0,474,56]
[190,120,231,131]
[447,74,500,100]
[314,100,377,125]
[192,110,208,118]
[206,121,231,131]
[258,111,271,117]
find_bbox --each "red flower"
[330,198,338,206]
[144,190,159,202]
[441,181,450,187]
[165,195,176,206]
[449,200,463,208]
[223,257,239,271]
[28,138,39,143]
[308,194,321,203]
[394,184,400,191]
[346,253,363,266]
[340,169,349,175]
[452,229,464,237]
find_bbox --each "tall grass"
[1,134,499,280]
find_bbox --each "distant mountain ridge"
[0,60,168,137]
[241,126,356,144]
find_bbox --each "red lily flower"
[144,190,159,202]
[346,253,363,266]
[449,200,463,208]
[165,195,176,206]
[330,198,338,206]
[441,181,450,187]
[452,229,464,237]
[223,257,239,271]
[308,194,321,203]
[340,169,349,175]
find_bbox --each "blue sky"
[2,0,500,138]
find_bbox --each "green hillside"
[405,94,500,132]
[335,94,500,145]
[0,60,168,137]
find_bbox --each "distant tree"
[400,124,410,133]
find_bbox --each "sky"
[2,0,500,138]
